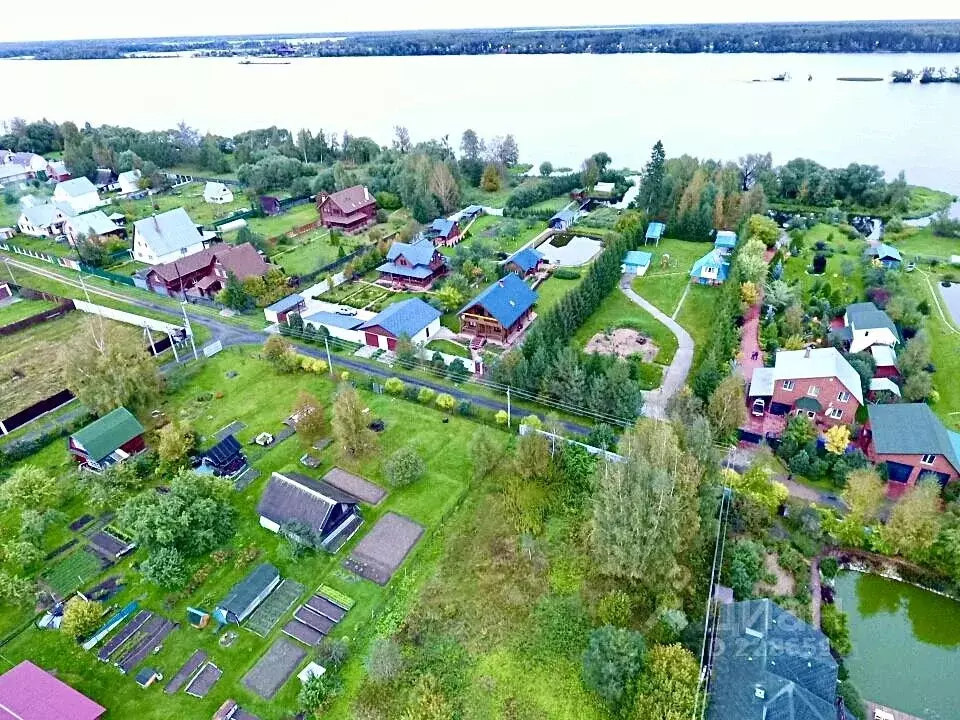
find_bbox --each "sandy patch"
[757,552,796,596]
[585,328,658,362]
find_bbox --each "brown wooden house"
[317,185,377,233]
[143,242,271,299]
[459,273,538,343]
[376,239,447,289]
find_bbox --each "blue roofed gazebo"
[645,222,666,245]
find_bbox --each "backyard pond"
[835,571,960,720]
[937,281,960,327]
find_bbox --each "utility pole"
[324,336,334,377]
[506,387,511,428]
[180,302,199,360]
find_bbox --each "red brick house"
[376,239,447,289]
[747,348,863,431]
[865,403,960,488]
[317,185,377,233]
[459,273,539,344]
[144,242,271,298]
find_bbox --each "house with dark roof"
[505,247,545,278]
[317,185,377,233]
[376,239,447,289]
[865,242,902,269]
[865,403,960,488]
[359,297,442,350]
[54,177,102,214]
[708,599,849,720]
[143,242,271,299]
[133,208,208,265]
[214,563,281,625]
[69,407,146,473]
[836,302,900,355]
[257,472,363,552]
[422,218,460,247]
[0,660,106,720]
[459,273,538,344]
[264,294,306,324]
[200,434,248,478]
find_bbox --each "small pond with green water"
[835,571,960,720]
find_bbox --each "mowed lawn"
[631,238,712,315]
[2,347,510,720]
[675,284,721,369]
[0,298,57,326]
[112,187,250,226]
[535,273,585,314]
[572,289,678,365]
[886,226,960,262]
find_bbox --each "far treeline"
[5,20,960,60]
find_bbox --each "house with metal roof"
[317,185,377,233]
[690,249,731,285]
[707,599,849,720]
[214,563,281,625]
[64,210,124,246]
[17,202,73,237]
[264,294,306,324]
[459,273,538,344]
[359,298,442,351]
[548,207,579,231]
[622,250,652,276]
[200,434,248,478]
[117,169,142,195]
[505,247,545,278]
[0,661,106,720]
[68,407,146,473]
[143,242,271,299]
[257,472,363,552]
[865,242,903,269]
[376,239,447,289]
[133,208,207,265]
[54,177,102,214]
[836,302,900,354]
[747,348,862,431]
[203,181,234,205]
[422,217,461,247]
[644,221,666,245]
[866,403,960,488]
[303,311,365,342]
[714,230,738,252]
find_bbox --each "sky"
[1,1,957,43]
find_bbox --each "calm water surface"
[3,53,960,192]
[835,571,960,719]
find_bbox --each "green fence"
[79,264,136,286]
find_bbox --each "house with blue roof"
[645,222,666,245]
[505,247,545,278]
[459,273,538,344]
[548,207,579,231]
[622,250,652,276]
[376,239,447,289]
[264,293,306,324]
[690,249,731,285]
[422,218,461,247]
[302,311,365,341]
[359,298,442,351]
[714,230,738,253]
[865,242,902,269]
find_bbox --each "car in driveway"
[336,306,358,316]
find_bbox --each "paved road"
[3,254,595,436]
[620,276,694,420]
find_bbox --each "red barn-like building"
[317,185,377,234]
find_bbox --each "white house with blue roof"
[622,250,652,276]
[459,273,538,344]
[359,298,442,351]
[690,248,731,285]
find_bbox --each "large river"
[4,52,960,192]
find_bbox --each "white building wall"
[411,317,442,345]
[850,328,898,354]
[259,516,281,533]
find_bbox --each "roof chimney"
[498,280,504,288]
[363,186,370,200]
[804,347,811,359]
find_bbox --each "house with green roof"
[866,403,960,489]
[68,407,145,473]
[708,599,853,720]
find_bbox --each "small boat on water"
[773,72,790,81]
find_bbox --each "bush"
[527,593,590,661]
[416,387,436,405]
[141,546,188,589]
[435,393,456,412]
[820,604,852,656]
[820,557,840,580]
[62,597,103,641]
[457,400,473,416]
[582,626,647,707]
[495,410,508,425]
[365,638,403,683]
[384,377,405,395]
[596,590,633,627]
[383,445,426,488]
[726,540,765,600]
[552,267,581,280]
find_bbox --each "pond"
[937,282,960,327]
[835,571,960,720]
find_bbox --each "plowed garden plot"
[244,579,304,637]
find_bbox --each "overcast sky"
[1,2,957,43]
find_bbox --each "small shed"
[260,196,281,216]
[865,243,903,269]
[187,607,211,628]
[548,208,578,231]
[135,667,161,688]
[200,434,247,477]
[714,230,738,252]
[622,250,652,276]
[204,182,234,205]
[690,249,731,285]
[69,407,146,473]
[214,563,281,625]
[644,222,665,245]
[263,294,305,324]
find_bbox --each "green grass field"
[534,273,584,314]
[886,226,960,261]
[425,338,471,358]
[630,238,712,315]
[783,224,866,305]
[675,284,720,368]
[113,188,250,227]
[573,289,678,365]
[1,348,510,720]
[0,298,57,326]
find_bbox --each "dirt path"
[810,556,822,629]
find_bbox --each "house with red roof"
[317,185,377,234]
[0,660,106,720]
[142,242,271,299]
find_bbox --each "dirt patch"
[585,328,659,362]
[758,553,796,597]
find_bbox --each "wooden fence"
[0,300,75,336]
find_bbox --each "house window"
[807,386,820,397]
[921,454,937,465]
[837,391,851,403]
[782,380,795,391]
[826,408,843,420]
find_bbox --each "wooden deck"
[866,701,927,720]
